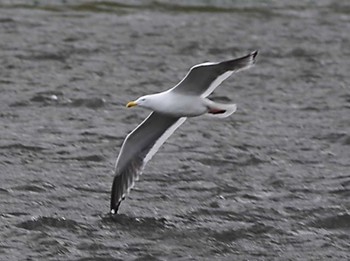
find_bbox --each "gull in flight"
[110,51,258,214]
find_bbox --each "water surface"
[1,1,349,260]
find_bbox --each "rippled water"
[1,1,349,260]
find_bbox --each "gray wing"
[170,50,258,97]
[110,112,186,214]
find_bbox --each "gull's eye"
[140,98,146,102]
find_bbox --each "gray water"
[1,1,349,260]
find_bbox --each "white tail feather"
[204,99,237,118]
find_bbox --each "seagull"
[110,51,258,214]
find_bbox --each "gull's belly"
[156,95,207,117]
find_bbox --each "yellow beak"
[126,101,137,108]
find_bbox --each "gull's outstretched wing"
[170,50,258,97]
[110,112,186,214]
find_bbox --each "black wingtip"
[251,50,258,60]
[110,207,117,215]
[110,200,122,215]
[110,192,126,215]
